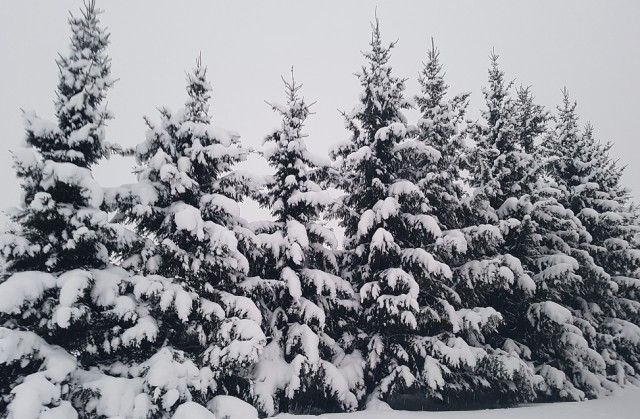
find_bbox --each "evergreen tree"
[412,42,537,407]
[469,61,616,400]
[515,86,550,155]
[0,2,139,417]
[467,52,538,211]
[1,0,127,274]
[330,24,522,408]
[245,74,360,415]
[410,39,469,230]
[106,56,267,409]
[330,20,428,403]
[546,91,640,386]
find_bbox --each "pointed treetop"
[265,67,314,123]
[364,15,397,68]
[347,15,410,139]
[486,50,511,102]
[185,54,212,123]
[582,121,594,142]
[417,37,448,110]
[481,50,516,131]
[557,87,579,143]
[50,0,113,167]
[515,85,549,154]
[283,67,302,105]
[488,49,502,80]
[559,87,578,118]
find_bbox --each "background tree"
[469,62,617,401]
[545,91,640,388]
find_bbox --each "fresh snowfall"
[1,2,639,419]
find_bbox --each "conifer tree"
[0,2,140,417]
[410,39,469,229]
[1,0,127,273]
[246,73,360,415]
[330,20,429,403]
[470,60,616,400]
[412,42,537,407]
[106,56,267,408]
[331,23,519,407]
[467,52,539,211]
[515,86,550,155]
[546,91,640,386]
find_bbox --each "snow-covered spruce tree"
[498,179,618,401]
[1,0,125,274]
[546,91,640,385]
[467,52,541,211]
[409,39,469,230]
[330,24,518,408]
[101,56,267,414]
[515,85,550,156]
[330,21,427,404]
[407,42,538,407]
[0,2,145,417]
[469,57,617,401]
[243,74,360,415]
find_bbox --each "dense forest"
[1,2,639,418]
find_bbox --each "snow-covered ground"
[273,386,640,419]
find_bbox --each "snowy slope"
[273,386,640,419]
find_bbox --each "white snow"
[401,248,452,279]
[373,197,400,221]
[0,271,56,314]
[388,180,423,198]
[282,267,302,300]
[172,402,216,419]
[207,395,259,419]
[288,190,334,208]
[282,385,640,419]
[405,214,443,238]
[439,230,468,253]
[202,193,241,218]
[357,209,375,237]
[40,160,104,208]
[370,228,397,253]
[528,301,573,326]
[347,145,372,163]
[173,202,205,239]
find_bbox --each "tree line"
[1,2,638,418]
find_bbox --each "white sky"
[1,1,639,224]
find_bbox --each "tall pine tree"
[412,42,537,407]
[0,2,139,417]
[546,91,640,387]
[246,73,360,415]
[99,57,267,416]
[470,60,616,401]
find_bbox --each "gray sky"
[1,0,639,224]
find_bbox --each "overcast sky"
[1,1,639,224]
